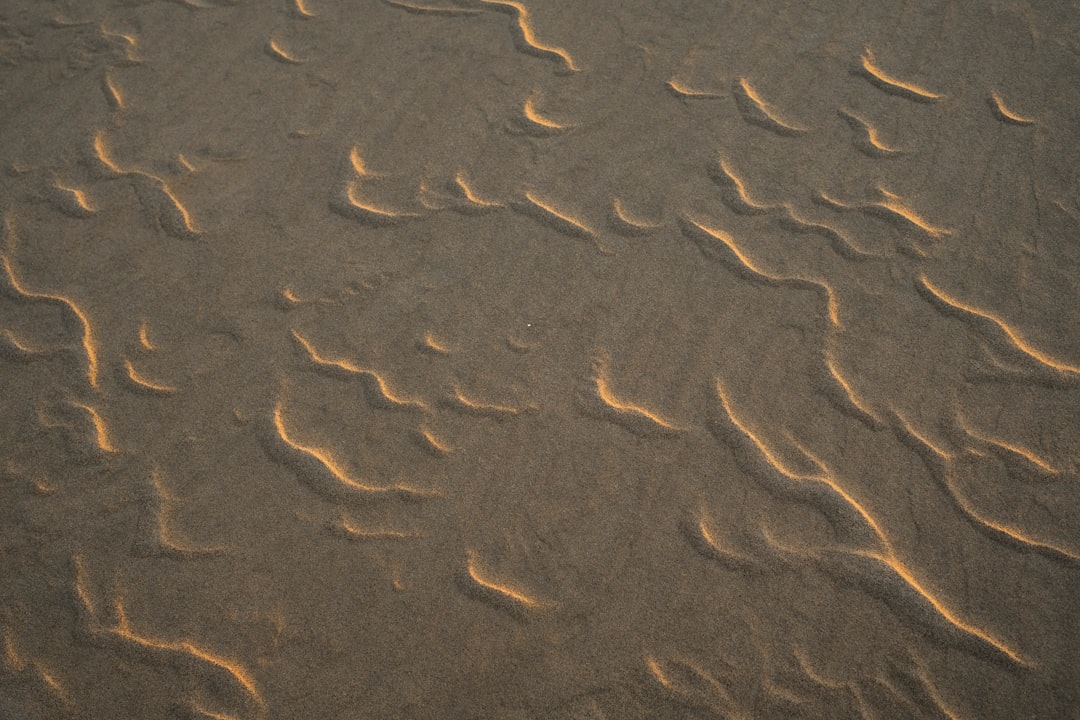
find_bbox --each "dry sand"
[1,0,1079,717]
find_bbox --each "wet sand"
[1,1,1079,717]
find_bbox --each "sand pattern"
[1,1,1078,718]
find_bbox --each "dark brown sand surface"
[2,1,1079,717]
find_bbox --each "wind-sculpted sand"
[1,1,1078,718]
[734,77,807,136]
[859,48,944,103]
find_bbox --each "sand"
[1,0,1078,717]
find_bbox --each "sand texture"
[1,0,1079,717]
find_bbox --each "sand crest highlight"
[859,48,943,102]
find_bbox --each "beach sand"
[1,1,1078,717]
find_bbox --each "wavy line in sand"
[856,547,1031,666]
[767,512,1032,668]
[189,704,242,720]
[291,329,426,409]
[711,156,774,214]
[92,129,125,174]
[419,331,451,355]
[146,468,227,556]
[951,484,1080,563]
[448,385,530,418]
[464,550,553,613]
[715,385,1030,665]
[591,355,682,433]
[273,401,431,497]
[102,71,124,109]
[815,191,852,212]
[955,409,1058,474]
[417,427,454,456]
[874,672,926,717]
[860,49,942,103]
[787,441,890,550]
[778,205,874,260]
[279,286,352,308]
[1,631,70,706]
[35,663,71,706]
[911,659,965,720]
[522,191,590,234]
[793,438,898,551]
[0,328,44,358]
[893,411,953,464]
[734,78,806,135]
[100,24,139,62]
[267,38,304,64]
[988,91,1035,126]
[824,345,882,426]
[337,180,421,225]
[609,197,662,235]
[666,79,722,98]
[838,108,903,156]
[452,170,503,211]
[682,216,840,326]
[897,411,1079,566]
[818,186,949,240]
[872,186,950,238]
[519,189,598,243]
[70,401,120,454]
[348,146,384,178]
[92,131,200,236]
[71,555,96,622]
[714,380,824,483]
[918,274,1080,376]
[682,217,769,277]
[154,181,199,235]
[522,91,571,131]
[337,514,418,540]
[480,0,579,72]
[793,646,845,692]
[138,320,155,351]
[646,655,737,714]
[3,630,23,672]
[907,417,1077,562]
[110,598,264,709]
[417,178,453,210]
[688,515,757,570]
[0,250,100,387]
[176,154,197,172]
[124,358,177,394]
[52,181,97,216]
[280,288,303,307]
[833,673,886,718]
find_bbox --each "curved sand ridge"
[714,382,1032,667]
[1,242,100,389]
[859,48,944,103]
[91,131,200,238]
[65,556,264,716]
[479,0,579,72]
